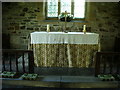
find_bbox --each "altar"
[30,32,100,68]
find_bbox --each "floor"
[1,65,120,89]
[2,75,120,89]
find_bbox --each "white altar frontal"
[30,32,100,68]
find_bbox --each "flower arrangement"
[58,12,74,22]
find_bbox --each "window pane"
[47,0,58,17]
[74,0,85,18]
[60,0,71,14]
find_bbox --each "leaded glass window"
[47,0,58,17]
[60,0,71,13]
[47,0,86,19]
[74,0,85,18]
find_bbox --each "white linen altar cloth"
[31,32,99,44]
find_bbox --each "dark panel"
[2,34,10,49]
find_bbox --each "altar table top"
[31,32,99,44]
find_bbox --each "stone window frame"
[45,0,88,21]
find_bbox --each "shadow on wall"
[2,33,10,49]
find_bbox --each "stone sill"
[43,20,88,23]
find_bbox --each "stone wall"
[2,2,120,51]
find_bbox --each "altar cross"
[62,11,70,31]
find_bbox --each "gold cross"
[62,11,70,22]
[62,11,70,16]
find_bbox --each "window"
[47,0,86,19]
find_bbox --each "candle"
[47,24,50,32]
[83,25,86,34]
[83,25,86,31]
